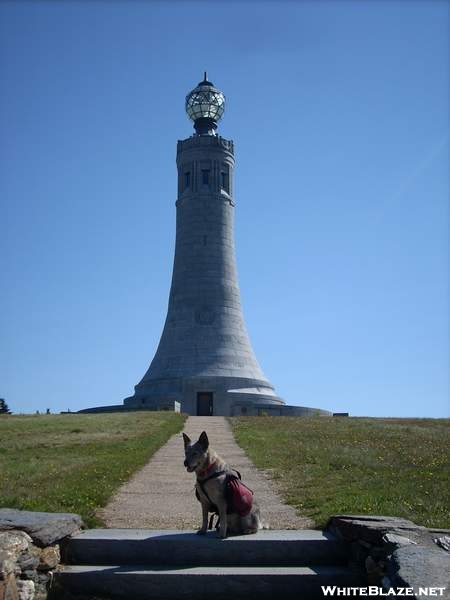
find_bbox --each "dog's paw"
[242,528,258,535]
[196,528,207,536]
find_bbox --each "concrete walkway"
[98,417,313,530]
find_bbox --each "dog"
[183,430,264,538]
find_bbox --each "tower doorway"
[197,392,213,416]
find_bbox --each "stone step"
[64,529,350,567]
[54,564,365,600]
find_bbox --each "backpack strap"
[197,469,227,501]
[200,470,227,484]
[232,469,242,480]
[196,470,227,530]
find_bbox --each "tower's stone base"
[78,375,331,416]
[121,376,332,417]
[124,376,282,417]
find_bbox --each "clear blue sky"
[1,1,448,417]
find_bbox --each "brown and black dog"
[183,431,264,538]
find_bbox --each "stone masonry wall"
[0,510,84,600]
[328,515,450,598]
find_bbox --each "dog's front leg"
[197,502,209,535]
[216,499,228,539]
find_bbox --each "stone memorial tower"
[124,74,285,416]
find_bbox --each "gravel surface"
[98,417,313,530]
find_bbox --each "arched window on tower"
[202,169,210,185]
[220,167,229,193]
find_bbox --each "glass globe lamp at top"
[185,74,226,125]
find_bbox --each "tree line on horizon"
[0,399,11,414]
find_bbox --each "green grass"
[230,416,450,530]
[0,412,186,527]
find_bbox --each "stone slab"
[56,564,364,600]
[329,515,431,546]
[389,544,450,597]
[69,528,332,541]
[65,528,349,567]
[0,509,84,548]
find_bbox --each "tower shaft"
[125,134,284,415]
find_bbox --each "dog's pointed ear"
[198,431,209,451]
[182,433,191,449]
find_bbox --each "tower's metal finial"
[185,74,226,135]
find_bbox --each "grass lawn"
[230,416,450,530]
[0,412,185,527]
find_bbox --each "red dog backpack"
[226,472,253,516]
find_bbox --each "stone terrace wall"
[0,509,84,600]
[328,515,450,598]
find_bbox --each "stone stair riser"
[55,566,365,600]
[65,534,349,567]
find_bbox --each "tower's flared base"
[122,376,332,417]
[123,375,284,416]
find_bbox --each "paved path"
[98,417,313,530]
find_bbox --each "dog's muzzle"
[184,459,195,472]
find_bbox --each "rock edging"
[0,509,84,600]
[328,515,450,599]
